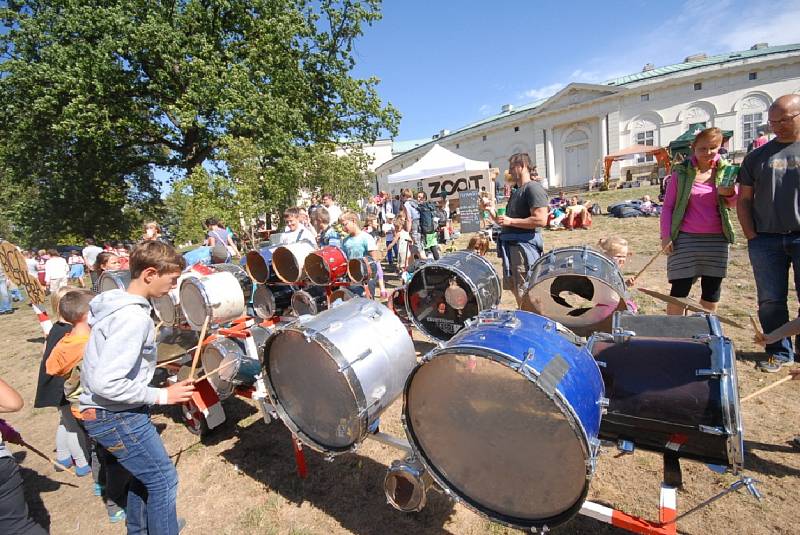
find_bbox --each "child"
[311,206,342,248]
[80,241,195,533]
[279,207,316,246]
[364,216,379,240]
[91,252,121,292]
[341,211,387,298]
[114,242,130,271]
[386,216,414,284]
[44,248,69,293]
[67,250,86,288]
[597,237,638,311]
[467,234,490,256]
[47,288,129,522]
[382,213,397,269]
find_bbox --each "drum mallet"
[188,316,211,380]
[741,375,794,403]
[628,241,671,287]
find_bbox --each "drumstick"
[18,440,78,477]
[749,315,763,336]
[628,241,672,286]
[741,375,793,403]
[156,355,188,369]
[189,316,210,380]
[193,359,237,384]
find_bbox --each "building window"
[749,72,757,80]
[694,82,702,91]
[482,135,487,141]
[514,126,520,132]
[641,93,650,102]
[742,112,764,149]
[636,130,655,163]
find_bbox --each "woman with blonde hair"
[660,127,737,316]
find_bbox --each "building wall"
[376,49,800,194]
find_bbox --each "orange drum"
[304,246,348,286]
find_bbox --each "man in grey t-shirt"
[738,94,800,371]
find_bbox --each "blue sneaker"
[74,464,91,477]
[55,457,73,471]
[108,510,126,524]
[93,483,104,496]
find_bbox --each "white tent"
[387,144,489,183]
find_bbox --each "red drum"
[304,246,348,286]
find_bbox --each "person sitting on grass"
[563,196,592,230]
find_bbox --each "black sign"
[459,189,481,234]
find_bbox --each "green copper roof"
[607,43,800,86]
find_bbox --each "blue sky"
[352,0,800,140]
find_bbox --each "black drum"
[291,287,328,316]
[522,247,629,337]
[405,251,501,342]
[613,311,722,339]
[252,284,294,319]
[588,333,743,472]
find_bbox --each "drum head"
[201,339,242,397]
[405,352,589,526]
[272,247,303,283]
[252,285,277,319]
[179,279,208,329]
[527,274,623,329]
[406,267,480,341]
[266,330,360,449]
[246,249,272,283]
[98,270,130,293]
[152,293,179,325]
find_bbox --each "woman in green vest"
[660,127,737,315]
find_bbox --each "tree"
[0,0,399,244]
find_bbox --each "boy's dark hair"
[283,206,301,218]
[94,251,117,272]
[205,217,219,227]
[509,152,533,171]
[129,241,185,279]
[58,288,95,324]
[85,238,95,245]
[311,206,330,225]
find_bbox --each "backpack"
[590,203,602,215]
[418,201,436,234]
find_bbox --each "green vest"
[669,159,735,243]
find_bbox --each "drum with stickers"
[405,251,501,342]
[402,310,605,530]
[522,246,630,337]
[262,298,416,454]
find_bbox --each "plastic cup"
[719,165,739,188]
[496,207,506,217]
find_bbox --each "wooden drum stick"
[189,316,210,380]
[749,315,763,336]
[194,359,237,384]
[742,375,793,403]
[628,241,672,286]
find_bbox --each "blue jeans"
[748,232,800,361]
[0,277,11,313]
[385,241,398,265]
[83,407,179,535]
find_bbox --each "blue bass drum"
[183,246,212,269]
[402,310,605,531]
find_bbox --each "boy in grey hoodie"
[80,241,194,535]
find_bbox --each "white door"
[565,142,590,186]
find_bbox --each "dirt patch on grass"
[1,185,798,534]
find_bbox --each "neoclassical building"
[375,42,800,193]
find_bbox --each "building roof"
[607,43,800,86]
[385,42,800,162]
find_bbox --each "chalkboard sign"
[459,189,481,234]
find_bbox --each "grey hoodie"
[79,290,160,411]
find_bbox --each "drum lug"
[695,368,725,377]
[616,439,635,454]
[698,424,726,436]
[612,329,635,343]
[596,397,609,413]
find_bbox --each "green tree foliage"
[0,0,399,245]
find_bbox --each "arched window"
[738,95,769,150]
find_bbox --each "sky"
[351,0,800,141]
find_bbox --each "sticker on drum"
[97,270,131,293]
[403,309,604,530]
[588,333,743,472]
[405,251,501,342]
[179,271,246,330]
[263,297,416,454]
[305,246,348,285]
[522,246,629,336]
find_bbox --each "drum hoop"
[402,345,593,529]
[526,247,627,296]
[262,324,369,455]
[253,284,277,319]
[710,335,744,472]
[181,276,213,328]
[405,261,500,342]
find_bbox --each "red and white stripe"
[31,304,52,336]
[579,486,678,535]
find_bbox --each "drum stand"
[578,454,761,535]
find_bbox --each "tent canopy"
[668,127,733,157]
[604,145,671,179]
[387,144,489,183]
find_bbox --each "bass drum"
[200,325,273,399]
[305,246,348,285]
[613,311,722,339]
[252,284,294,320]
[179,270,246,330]
[403,310,605,531]
[97,270,130,293]
[522,246,629,337]
[406,251,501,342]
[263,298,416,454]
[291,287,328,316]
[589,333,743,472]
[151,272,195,327]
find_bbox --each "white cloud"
[478,103,492,115]
[521,82,564,100]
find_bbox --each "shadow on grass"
[744,440,800,478]
[14,451,76,532]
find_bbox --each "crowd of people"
[1,93,800,535]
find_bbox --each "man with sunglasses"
[738,94,800,372]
